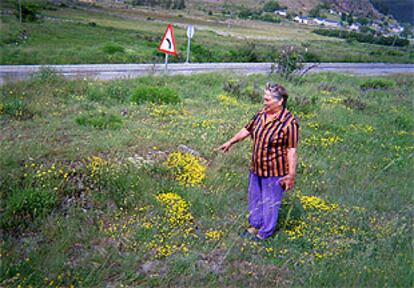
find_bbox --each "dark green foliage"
[393,114,413,130]
[131,0,185,9]
[222,79,262,103]
[275,45,305,80]
[277,193,305,230]
[15,1,40,22]
[131,85,180,104]
[343,97,366,110]
[313,28,410,47]
[287,94,319,115]
[0,98,33,120]
[308,6,321,18]
[31,67,62,83]
[2,188,56,228]
[360,79,395,90]
[86,82,131,103]
[189,43,218,62]
[263,1,280,12]
[260,13,281,23]
[101,43,125,54]
[75,112,123,130]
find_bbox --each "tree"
[308,6,321,18]
[401,23,413,39]
[263,1,280,12]
[173,0,185,10]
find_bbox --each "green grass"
[1,1,413,64]
[0,70,413,287]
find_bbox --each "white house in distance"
[390,25,404,34]
[329,9,338,15]
[313,18,325,25]
[349,23,361,31]
[274,10,288,17]
[324,19,341,28]
[294,16,309,24]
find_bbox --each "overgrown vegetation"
[313,28,410,47]
[1,3,413,64]
[1,71,413,287]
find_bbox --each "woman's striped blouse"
[245,108,299,177]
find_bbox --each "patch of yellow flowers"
[217,94,239,106]
[86,155,109,177]
[155,192,194,228]
[149,192,195,258]
[164,151,206,186]
[300,195,339,212]
[205,229,224,241]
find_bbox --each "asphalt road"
[1,63,413,84]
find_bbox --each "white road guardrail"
[1,63,413,84]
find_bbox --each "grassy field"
[1,1,414,64]
[1,69,413,287]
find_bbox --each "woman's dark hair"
[265,82,288,107]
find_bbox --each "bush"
[131,86,180,105]
[2,188,56,228]
[222,80,262,103]
[287,94,319,115]
[102,43,125,54]
[313,28,410,47]
[343,97,367,110]
[189,43,215,62]
[31,66,61,83]
[76,112,123,129]
[85,82,130,103]
[277,192,305,230]
[275,45,305,80]
[15,1,40,22]
[0,98,33,120]
[360,79,395,90]
[106,82,131,103]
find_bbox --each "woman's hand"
[278,174,295,191]
[216,141,232,153]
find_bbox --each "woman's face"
[263,90,283,112]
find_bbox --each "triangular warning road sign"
[158,24,177,55]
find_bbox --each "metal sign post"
[164,54,168,71]
[158,24,177,73]
[185,25,195,64]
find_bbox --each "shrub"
[360,79,395,90]
[131,86,180,105]
[343,97,367,110]
[106,82,131,103]
[278,192,305,230]
[223,79,245,97]
[102,43,125,54]
[31,66,61,83]
[275,45,305,81]
[189,42,217,62]
[222,79,261,103]
[393,115,413,130]
[75,112,123,129]
[15,1,40,22]
[287,94,319,115]
[2,188,56,228]
[0,98,33,120]
[313,28,410,47]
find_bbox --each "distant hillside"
[188,0,382,18]
[371,0,414,24]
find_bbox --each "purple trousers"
[248,171,284,239]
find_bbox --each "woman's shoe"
[250,235,265,242]
[240,230,251,239]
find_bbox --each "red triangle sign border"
[158,24,177,56]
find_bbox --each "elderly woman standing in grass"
[217,82,299,241]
